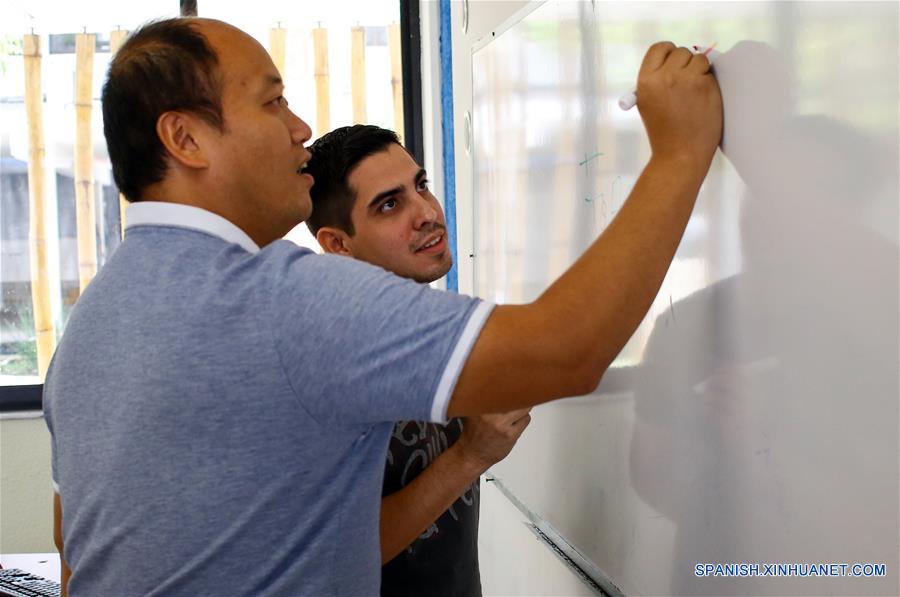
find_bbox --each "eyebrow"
[366,168,428,209]
[260,74,283,95]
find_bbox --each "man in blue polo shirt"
[44,16,722,596]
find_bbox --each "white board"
[471,2,898,595]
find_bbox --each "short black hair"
[101,18,225,201]
[305,125,402,237]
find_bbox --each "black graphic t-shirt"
[380,419,481,597]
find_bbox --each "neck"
[142,181,284,247]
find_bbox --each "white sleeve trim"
[52,479,60,493]
[430,301,496,423]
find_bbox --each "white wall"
[0,414,55,552]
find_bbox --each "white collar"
[125,202,260,254]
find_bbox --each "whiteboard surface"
[472,2,898,595]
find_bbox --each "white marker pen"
[618,44,718,111]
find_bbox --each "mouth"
[414,230,446,254]
[296,153,314,184]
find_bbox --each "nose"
[413,195,439,229]
[287,108,312,146]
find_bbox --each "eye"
[379,198,398,213]
[269,96,288,108]
[416,179,430,192]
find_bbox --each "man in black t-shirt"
[305,125,531,596]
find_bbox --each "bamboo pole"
[110,28,129,237]
[269,25,286,78]
[74,32,97,293]
[312,26,330,136]
[23,33,56,378]
[388,23,404,142]
[350,26,367,124]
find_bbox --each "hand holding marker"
[618,43,718,111]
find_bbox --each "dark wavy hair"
[304,125,402,236]
[101,18,225,201]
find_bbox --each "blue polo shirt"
[43,202,493,596]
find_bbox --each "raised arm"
[448,43,723,417]
[380,410,530,563]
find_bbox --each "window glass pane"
[0,1,178,384]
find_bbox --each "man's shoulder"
[260,241,385,276]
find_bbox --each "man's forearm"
[380,443,484,564]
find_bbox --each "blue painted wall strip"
[439,0,459,292]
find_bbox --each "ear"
[316,227,354,256]
[156,111,210,169]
